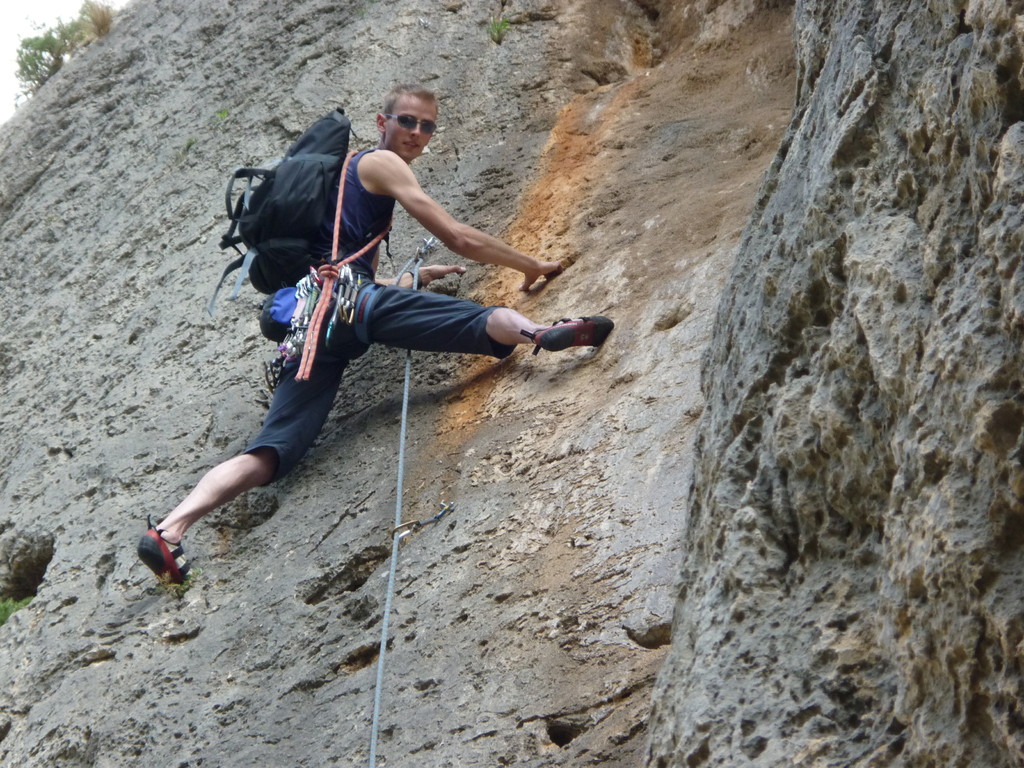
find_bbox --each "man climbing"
[138,84,613,584]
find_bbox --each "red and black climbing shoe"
[137,516,190,584]
[522,316,614,355]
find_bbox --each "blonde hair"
[383,84,438,114]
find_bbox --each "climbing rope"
[368,242,434,768]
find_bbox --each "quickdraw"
[325,264,363,345]
[393,502,455,544]
[337,264,362,325]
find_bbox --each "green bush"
[0,597,32,627]
[15,1,115,97]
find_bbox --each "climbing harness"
[368,237,443,768]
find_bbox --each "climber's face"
[377,94,438,163]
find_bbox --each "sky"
[0,0,129,124]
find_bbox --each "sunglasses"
[384,113,438,135]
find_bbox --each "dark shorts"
[245,284,514,481]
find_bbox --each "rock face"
[6,0,1022,765]
[0,0,794,766]
[647,1,1024,767]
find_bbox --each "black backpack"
[208,108,354,313]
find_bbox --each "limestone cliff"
[0,0,795,764]
[647,1,1024,767]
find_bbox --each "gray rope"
[368,253,424,768]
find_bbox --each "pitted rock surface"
[647,2,1024,767]
[0,1,791,765]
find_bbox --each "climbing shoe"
[523,316,614,355]
[137,516,190,584]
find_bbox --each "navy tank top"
[316,149,395,277]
